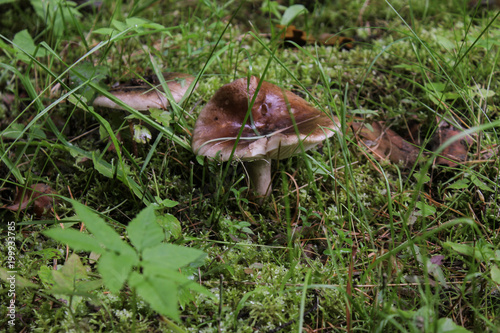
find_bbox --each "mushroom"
[192,76,339,198]
[93,72,195,110]
[93,72,196,155]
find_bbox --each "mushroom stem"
[246,158,272,198]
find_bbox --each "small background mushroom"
[93,72,196,152]
[93,72,195,110]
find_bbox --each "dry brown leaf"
[5,183,57,217]
[479,145,499,161]
[318,33,355,50]
[274,25,354,49]
[432,121,473,167]
[2,93,15,109]
[276,24,315,46]
[352,121,420,168]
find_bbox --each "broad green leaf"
[142,243,206,270]
[69,62,108,101]
[196,155,205,166]
[71,200,135,256]
[44,228,105,254]
[470,175,494,192]
[413,173,431,184]
[443,92,461,101]
[475,88,495,98]
[92,27,116,35]
[92,152,113,178]
[1,123,25,140]
[38,266,55,287]
[436,318,471,332]
[52,270,74,292]
[150,109,172,126]
[112,19,128,31]
[125,17,166,31]
[125,17,149,27]
[281,4,307,26]
[491,265,500,284]
[12,29,47,62]
[444,241,495,263]
[444,242,474,257]
[415,201,436,217]
[425,81,446,93]
[0,268,38,288]
[98,252,135,294]
[92,152,132,180]
[141,265,214,299]
[50,254,88,295]
[155,198,179,208]
[77,279,104,293]
[59,254,88,280]
[129,271,180,322]
[157,214,182,240]
[127,205,163,252]
[447,178,469,190]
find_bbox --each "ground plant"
[0,0,499,332]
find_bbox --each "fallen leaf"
[5,183,57,217]
[352,121,420,168]
[2,93,15,110]
[277,24,314,46]
[430,255,445,266]
[273,25,355,49]
[479,145,498,161]
[432,120,473,167]
[318,33,355,50]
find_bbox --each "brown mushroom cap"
[93,72,195,110]
[192,76,338,161]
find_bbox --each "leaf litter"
[4,183,58,217]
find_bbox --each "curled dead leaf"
[272,25,355,49]
[318,33,355,50]
[352,121,420,168]
[432,121,473,167]
[5,183,57,217]
[277,24,315,46]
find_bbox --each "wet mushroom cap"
[93,72,195,110]
[192,76,338,161]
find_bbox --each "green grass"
[1,0,499,332]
